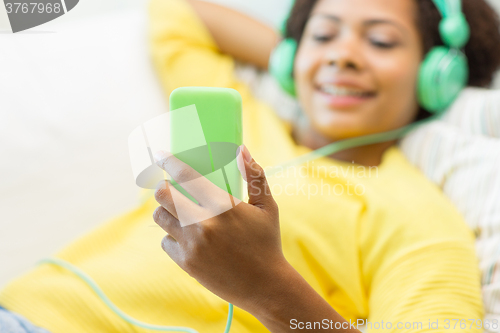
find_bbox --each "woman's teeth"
[319,85,372,97]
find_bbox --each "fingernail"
[154,150,171,162]
[242,145,252,163]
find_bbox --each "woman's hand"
[152,145,287,313]
[153,145,361,332]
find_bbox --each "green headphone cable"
[266,113,442,177]
[37,258,233,333]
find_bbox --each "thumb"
[236,145,276,210]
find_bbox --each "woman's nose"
[323,34,365,71]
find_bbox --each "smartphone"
[168,87,243,205]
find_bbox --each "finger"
[236,146,249,183]
[153,206,182,241]
[154,150,230,208]
[238,145,277,211]
[155,180,215,227]
[161,235,182,263]
[155,179,202,220]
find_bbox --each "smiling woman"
[291,0,423,166]
[0,0,498,332]
[287,0,500,115]
[287,0,500,166]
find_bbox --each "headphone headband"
[278,0,466,40]
[433,0,450,17]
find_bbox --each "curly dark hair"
[285,0,500,118]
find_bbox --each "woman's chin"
[311,110,374,141]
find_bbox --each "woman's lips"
[315,84,377,109]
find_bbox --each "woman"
[1,0,500,332]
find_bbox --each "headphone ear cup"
[418,46,468,113]
[418,47,446,113]
[269,38,297,97]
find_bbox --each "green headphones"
[269,0,471,113]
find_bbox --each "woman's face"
[294,0,424,141]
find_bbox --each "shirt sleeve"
[148,0,256,106]
[148,0,297,168]
[367,240,484,333]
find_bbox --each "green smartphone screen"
[169,87,244,205]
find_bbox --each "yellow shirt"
[0,0,483,332]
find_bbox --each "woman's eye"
[370,39,397,49]
[312,35,333,42]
